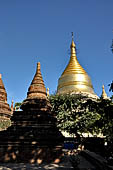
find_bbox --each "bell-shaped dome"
[57,38,97,97]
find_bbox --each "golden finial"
[70,32,76,56]
[71,32,74,40]
[0,74,2,79]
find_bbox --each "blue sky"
[0,0,113,105]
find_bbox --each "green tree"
[49,94,113,143]
[14,102,22,110]
[98,99,113,141]
[49,94,100,137]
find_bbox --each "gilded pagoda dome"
[57,37,97,98]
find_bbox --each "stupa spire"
[27,62,47,99]
[70,32,76,57]
[71,32,74,40]
[61,35,86,77]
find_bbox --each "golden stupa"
[57,35,97,98]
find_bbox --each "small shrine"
[0,63,64,164]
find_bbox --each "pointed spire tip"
[37,62,41,70]
[102,85,104,89]
[71,32,74,40]
[70,33,76,52]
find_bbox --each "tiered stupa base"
[0,139,63,164]
[0,100,64,164]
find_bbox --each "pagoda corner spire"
[101,85,109,99]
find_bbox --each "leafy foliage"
[14,102,22,110]
[49,94,113,143]
[49,94,100,136]
[98,99,113,141]
[108,81,113,92]
[0,120,11,130]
